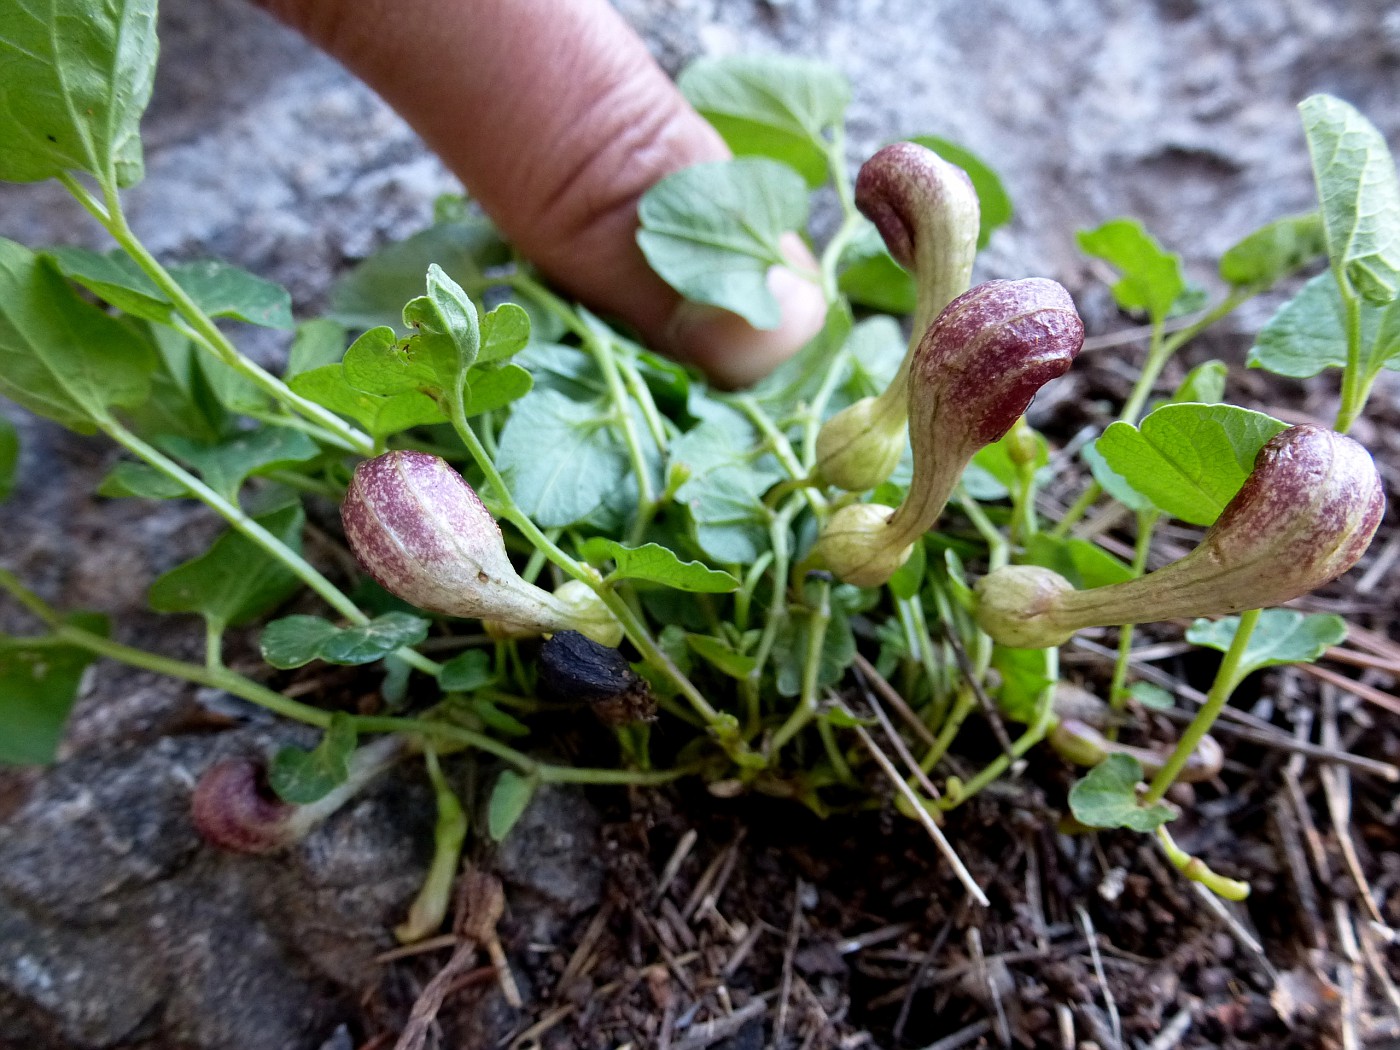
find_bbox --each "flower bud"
[191,757,295,854]
[191,735,407,854]
[856,142,980,337]
[887,279,1083,540]
[815,502,913,588]
[977,425,1386,647]
[342,451,621,644]
[814,396,907,491]
[1050,719,1223,783]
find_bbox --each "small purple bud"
[977,425,1386,646]
[191,757,296,854]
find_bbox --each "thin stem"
[1155,824,1250,901]
[939,647,1058,808]
[1335,290,1366,433]
[735,395,828,517]
[99,417,439,676]
[1106,510,1159,736]
[1118,320,1169,426]
[1143,607,1260,804]
[205,619,225,671]
[1051,483,1101,539]
[920,686,977,772]
[0,568,64,629]
[957,489,1010,570]
[769,580,831,755]
[62,174,374,457]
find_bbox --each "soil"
[2,2,1400,1048]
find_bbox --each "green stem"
[957,490,1010,570]
[939,648,1058,808]
[1143,607,1260,804]
[205,619,225,672]
[920,686,977,772]
[769,580,832,755]
[99,417,439,676]
[735,395,828,517]
[395,746,468,942]
[1051,483,1101,539]
[1156,824,1250,901]
[62,174,374,457]
[1334,290,1366,433]
[1106,510,1159,735]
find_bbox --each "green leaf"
[1022,534,1134,590]
[260,612,428,669]
[96,460,189,500]
[886,537,927,601]
[584,538,738,593]
[328,217,508,330]
[260,615,342,669]
[462,363,533,417]
[268,714,357,804]
[1077,218,1186,323]
[909,135,1013,249]
[670,414,779,564]
[319,612,431,665]
[285,319,347,378]
[0,0,157,187]
[683,633,756,680]
[160,426,321,502]
[341,325,435,395]
[495,389,632,528]
[990,645,1055,723]
[1169,360,1228,405]
[1128,681,1175,711]
[487,770,536,841]
[678,55,849,187]
[477,303,531,364]
[1069,754,1174,832]
[638,158,810,329]
[0,240,155,433]
[775,607,855,698]
[1249,272,1400,378]
[289,364,445,439]
[1219,212,1326,290]
[837,228,917,314]
[1187,609,1347,681]
[1300,94,1400,304]
[401,264,481,386]
[0,614,108,765]
[1096,403,1287,525]
[147,503,305,628]
[1081,441,1153,513]
[438,649,494,692]
[47,248,294,329]
[0,415,17,502]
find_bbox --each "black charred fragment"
[539,630,656,726]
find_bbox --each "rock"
[0,729,432,1049]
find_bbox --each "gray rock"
[1,0,1397,1046]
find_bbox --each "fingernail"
[667,235,828,389]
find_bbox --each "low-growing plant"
[0,0,1395,927]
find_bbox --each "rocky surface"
[1,0,1397,1046]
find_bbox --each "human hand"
[255,0,828,386]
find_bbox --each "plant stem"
[768,580,832,755]
[1334,289,1367,433]
[99,417,439,676]
[1155,824,1250,901]
[957,490,1010,570]
[938,647,1058,808]
[447,392,721,729]
[62,174,374,457]
[735,395,827,517]
[1106,509,1159,738]
[1143,607,1260,804]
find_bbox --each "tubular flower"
[342,451,621,645]
[976,425,1386,647]
[818,279,1084,587]
[815,143,981,492]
